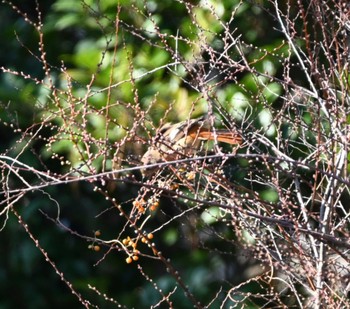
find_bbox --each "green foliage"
[1,0,349,308]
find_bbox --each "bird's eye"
[158,123,172,135]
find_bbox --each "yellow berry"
[133,199,146,213]
[126,256,133,264]
[170,184,179,190]
[132,255,139,261]
[94,245,100,252]
[149,201,159,211]
[147,233,154,240]
[186,171,196,180]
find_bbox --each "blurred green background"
[0,0,296,308]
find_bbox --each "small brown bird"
[141,117,242,176]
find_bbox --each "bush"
[1,0,349,307]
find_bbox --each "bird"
[141,117,242,176]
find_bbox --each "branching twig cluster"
[1,0,350,307]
